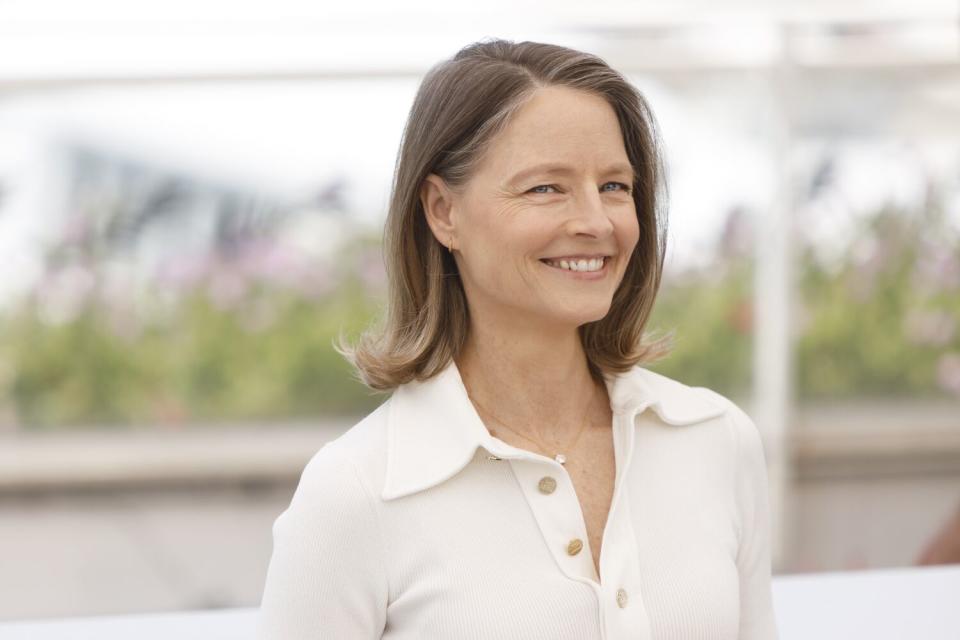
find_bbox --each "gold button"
[538,476,557,494]
[616,588,628,608]
[566,538,583,556]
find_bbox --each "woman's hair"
[335,37,674,392]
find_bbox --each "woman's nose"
[568,189,615,237]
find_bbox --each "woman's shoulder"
[262,404,392,638]
[632,366,764,451]
[672,377,769,472]
[294,397,393,505]
[622,365,742,425]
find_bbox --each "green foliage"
[795,203,960,400]
[0,234,390,430]
[3,287,386,430]
[646,256,754,399]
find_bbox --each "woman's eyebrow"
[507,162,636,184]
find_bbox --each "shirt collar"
[381,358,726,501]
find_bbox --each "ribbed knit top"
[256,359,779,639]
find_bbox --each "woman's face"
[428,85,640,332]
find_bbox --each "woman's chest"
[382,453,604,639]
[563,429,617,576]
[379,445,741,640]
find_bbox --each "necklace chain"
[467,382,598,464]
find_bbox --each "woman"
[257,38,779,639]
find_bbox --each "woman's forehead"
[501,91,622,146]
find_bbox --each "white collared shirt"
[257,360,779,639]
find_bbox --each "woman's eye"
[528,182,632,195]
[529,184,558,194]
[604,182,632,194]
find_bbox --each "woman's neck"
[455,321,605,446]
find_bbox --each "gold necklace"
[467,383,598,466]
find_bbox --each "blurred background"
[1,0,959,622]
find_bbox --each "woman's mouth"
[539,256,609,278]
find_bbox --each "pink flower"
[936,353,960,396]
[154,253,211,291]
[357,248,387,293]
[207,270,248,311]
[911,241,960,295]
[35,265,95,325]
[903,309,956,346]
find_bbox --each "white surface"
[772,564,960,640]
[0,608,259,640]
[0,422,345,489]
[1,565,958,639]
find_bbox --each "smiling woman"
[337,42,671,391]
[257,37,779,640]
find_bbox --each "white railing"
[1,565,957,640]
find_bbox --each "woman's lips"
[539,256,609,279]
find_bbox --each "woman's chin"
[547,304,612,328]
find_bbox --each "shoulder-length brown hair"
[335,37,674,392]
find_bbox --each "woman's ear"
[420,173,458,251]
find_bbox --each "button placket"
[596,410,656,639]
[506,458,597,583]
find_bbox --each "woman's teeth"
[543,257,605,272]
